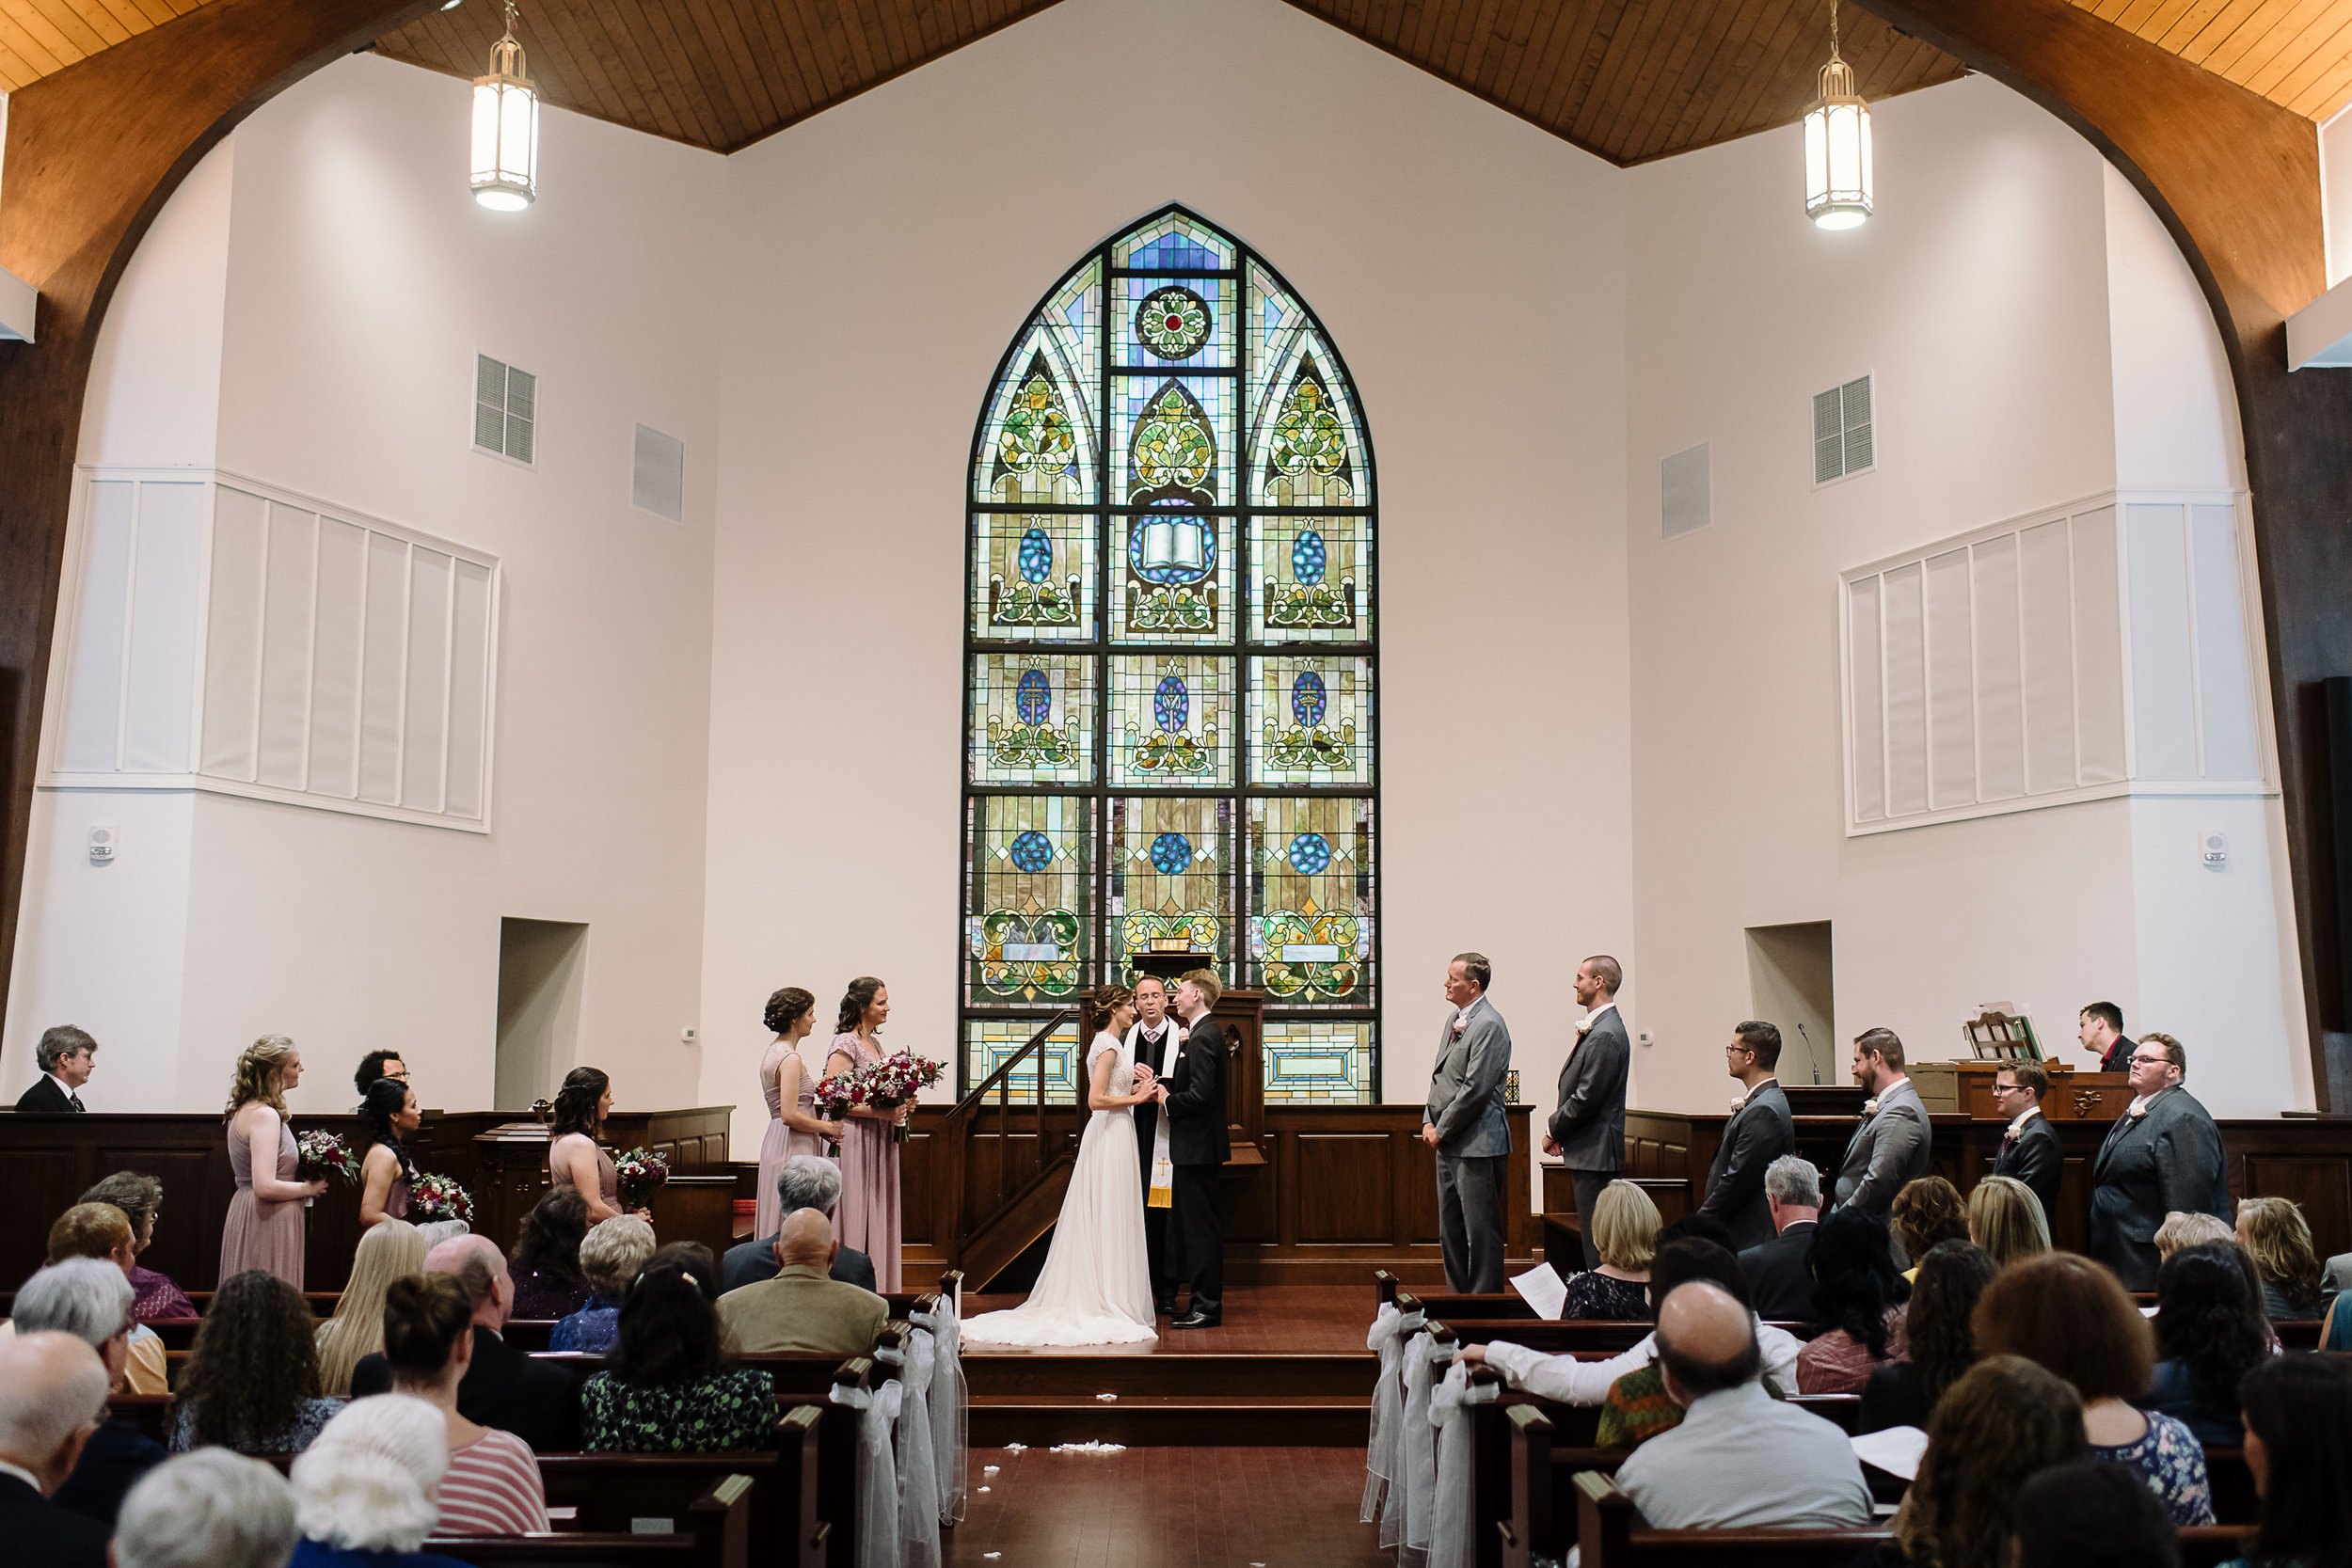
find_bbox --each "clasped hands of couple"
[1128,1061,1169,1104]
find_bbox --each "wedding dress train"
[961,1037,1156,1346]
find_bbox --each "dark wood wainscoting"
[0,1106,731,1292]
[1624,1109,2352,1259]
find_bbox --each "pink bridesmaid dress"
[830,1032,901,1291]
[755,1039,832,1242]
[220,1111,307,1289]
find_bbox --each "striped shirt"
[437,1428,548,1535]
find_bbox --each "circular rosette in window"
[1135,286,1212,361]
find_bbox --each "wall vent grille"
[1814,373,1873,484]
[475,354,536,466]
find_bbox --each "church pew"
[536,1409,825,1568]
[1574,1471,1887,1568]
[423,1471,753,1568]
[105,1392,173,1445]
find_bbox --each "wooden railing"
[931,1007,1080,1280]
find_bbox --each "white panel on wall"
[1660,443,1709,538]
[1840,490,2260,835]
[45,467,500,833]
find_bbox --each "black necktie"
[70,1092,85,1112]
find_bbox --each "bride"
[962,986,1159,1346]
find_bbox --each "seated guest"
[2,1203,169,1393]
[506,1190,593,1320]
[581,1258,776,1451]
[2013,1459,2183,1568]
[1459,1234,1804,1404]
[1796,1206,1911,1394]
[1736,1153,1823,1322]
[116,1449,300,1568]
[2225,1352,2352,1568]
[0,1331,111,1567]
[2237,1196,2330,1322]
[1611,1281,1870,1528]
[315,1218,425,1395]
[382,1275,548,1535]
[1860,1240,1996,1433]
[1594,1239,1797,1449]
[76,1172,196,1321]
[1976,1251,2213,1524]
[1889,1175,1970,1277]
[1858,1355,2087,1568]
[14,1023,98,1113]
[718,1209,889,1357]
[2155,1210,2236,1261]
[351,1234,580,1452]
[2142,1242,2269,1449]
[722,1156,878,1291]
[652,1240,723,1298]
[1966,1174,2051,1269]
[169,1270,341,1455]
[287,1396,472,1568]
[552,1215,656,1354]
[14,1260,165,1528]
[1557,1180,1657,1320]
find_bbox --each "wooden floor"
[944,1444,1390,1567]
[958,1285,1373,1356]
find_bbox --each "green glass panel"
[972,512,1096,641]
[966,796,1092,1005]
[1107,794,1232,983]
[1107,655,1234,787]
[1249,655,1372,786]
[969,654,1096,785]
[963,1016,1081,1100]
[1246,795,1373,1005]
[1262,1020,1375,1103]
[1249,513,1370,643]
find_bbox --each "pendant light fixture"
[469,0,539,212]
[1803,0,1872,230]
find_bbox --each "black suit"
[13,1075,80,1113]
[1698,1081,1795,1251]
[1129,1020,1182,1310]
[1737,1219,1819,1323]
[1992,1110,2064,1228]
[1165,1012,1229,1317]
[54,1417,165,1528]
[0,1473,108,1568]
[351,1323,580,1450]
[719,1236,876,1293]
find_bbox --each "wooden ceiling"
[0,0,215,93]
[2065,0,2352,120]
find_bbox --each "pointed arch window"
[961,208,1379,1103]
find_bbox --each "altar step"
[969,1392,1370,1447]
[962,1352,1374,1399]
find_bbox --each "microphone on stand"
[1799,1022,1820,1085]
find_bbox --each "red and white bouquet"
[861,1051,945,1145]
[295,1130,360,1185]
[811,1071,863,1156]
[408,1173,474,1225]
[613,1147,670,1209]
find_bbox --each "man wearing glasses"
[2089,1033,2228,1290]
[1696,1022,1794,1249]
[1989,1061,2063,1226]
[353,1050,410,1108]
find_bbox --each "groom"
[1158,968,1230,1329]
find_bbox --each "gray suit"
[1699,1080,1794,1250]
[2090,1086,2229,1291]
[1549,1005,1629,1270]
[1833,1076,1931,1218]
[1426,995,1513,1292]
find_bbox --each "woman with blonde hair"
[2238,1196,2329,1320]
[1558,1180,1659,1321]
[316,1218,426,1394]
[1965,1175,2051,1268]
[221,1036,327,1288]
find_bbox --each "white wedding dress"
[961,1035,1157,1346]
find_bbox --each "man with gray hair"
[0,1330,111,1565]
[15,1024,97,1112]
[13,1259,165,1528]
[1736,1155,1824,1322]
[1423,951,1513,1291]
[349,1233,579,1450]
[721,1153,878,1291]
[115,1449,297,1568]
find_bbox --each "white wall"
[7,55,728,1120]
[696,0,1634,1152]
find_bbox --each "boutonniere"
[1729,1093,1747,1111]
[2127,1099,2149,1120]
[1862,1097,1880,1116]
[1576,1016,1596,1037]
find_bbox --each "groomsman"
[2090,1033,2228,1290]
[1126,976,1184,1317]
[1698,1022,1794,1249]
[1833,1028,1931,1219]
[1422,953,1513,1293]
[1990,1061,2064,1226]
[1160,970,1230,1328]
[14,1026,98,1113]
[1547,957,1630,1271]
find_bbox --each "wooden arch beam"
[1861,0,2352,1103]
[0,0,439,1036]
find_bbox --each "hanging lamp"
[469,0,540,212]
[1803,0,1872,230]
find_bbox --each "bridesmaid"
[755,987,843,1241]
[827,975,904,1291]
[356,1075,421,1227]
[220,1037,328,1289]
[548,1067,650,1226]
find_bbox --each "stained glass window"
[962,208,1378,1103]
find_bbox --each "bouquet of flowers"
[295,1130,360,1185]
[408,1173,474,1225]
[811,1071,862,1156]
[613,1147,670,1209]
[862,1051,945,1145]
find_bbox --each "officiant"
[1126,976,1182,1318]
